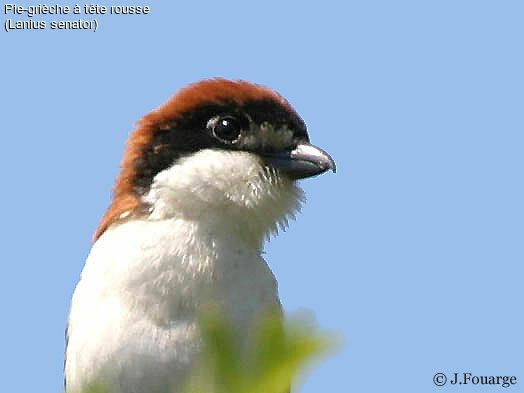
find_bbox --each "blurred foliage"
[76,382,110,393]
[183,307,337,393]
[77,308,337,393]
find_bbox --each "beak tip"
[325,157,337,174]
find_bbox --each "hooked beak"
[260,141,336,180]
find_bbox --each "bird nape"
[65,78,336,393]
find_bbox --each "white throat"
[142,148,304,249]
[65,149,304,393]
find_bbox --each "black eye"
[210,116,242,143]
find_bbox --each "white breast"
[65,217,281,393]
[66,149,303,393]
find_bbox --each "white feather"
[65,149,304,393]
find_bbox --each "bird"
[64,78,336,393]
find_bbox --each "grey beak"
[261,141,336,180]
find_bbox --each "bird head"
[94,79,335,242]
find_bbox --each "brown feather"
[93,78,294,242]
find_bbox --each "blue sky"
[3,1,523,392]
